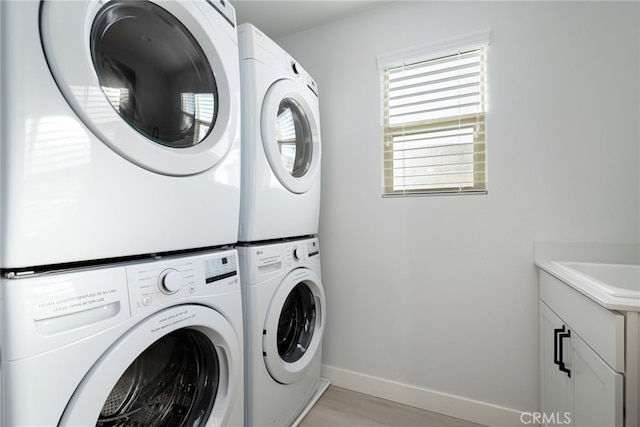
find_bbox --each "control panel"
[285,57,317,97]
[284,238,319,265]
[126,249,239,316]
[249,238,320,278]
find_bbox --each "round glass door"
[40,0,240,175]
[98,329,218,426]
[261,80,321,194]
[275,99,313,178]
[59,305,241,426]
[263,268,325,384]
[277,283,316,363]
[91,1,218,148]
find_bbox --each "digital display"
[204,255,237,284]
[307,240,319,257]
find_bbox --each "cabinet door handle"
[558,329,571,377]
[553,325,571,378]
[553,327,563,366]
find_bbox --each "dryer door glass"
[277,282,316,363]
[91,1,218,148]
[98,329,218,427]
[276,98,313,178]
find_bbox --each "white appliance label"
[255,246,283,268]
[149,309,196,334]
[32,281,121,320]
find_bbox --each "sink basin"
[551,261,640,299]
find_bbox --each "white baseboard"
[320,365,527,427]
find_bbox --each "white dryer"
[1,0,241,269]
[237,23,322,243]
[238,237,327,426]
[1,248,243,426]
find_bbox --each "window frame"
[377,30,490,197]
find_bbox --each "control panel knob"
[292,247,301,261]
[159,268,183,294]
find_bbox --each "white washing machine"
[1,248,243,426]
[1,0,241,269]
[237,23,322,243]
[238,237,327,426]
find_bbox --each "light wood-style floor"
[299,386,486,427]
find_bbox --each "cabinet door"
[571,335,623,427]
[540,302,624,427]
[540,303,572,426]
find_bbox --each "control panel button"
[159,268,183,294]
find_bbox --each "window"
[378,30,490,196]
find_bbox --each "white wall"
[278,1,639,423]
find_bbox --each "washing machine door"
[261,79,321,194]
[59,305,241,426]
[40,0,239,176]
[263,268,325,385]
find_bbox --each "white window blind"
[378,31,490,196]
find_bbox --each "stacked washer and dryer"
[237,23,329,427]
[1,1,245,425]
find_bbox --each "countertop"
[534,241,640,312]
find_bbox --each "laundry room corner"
[1,0,637,425]
[276,1,639,425]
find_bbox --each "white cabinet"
[540,302,623,427]
[572,333,623,426]
[539,271,626,427]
